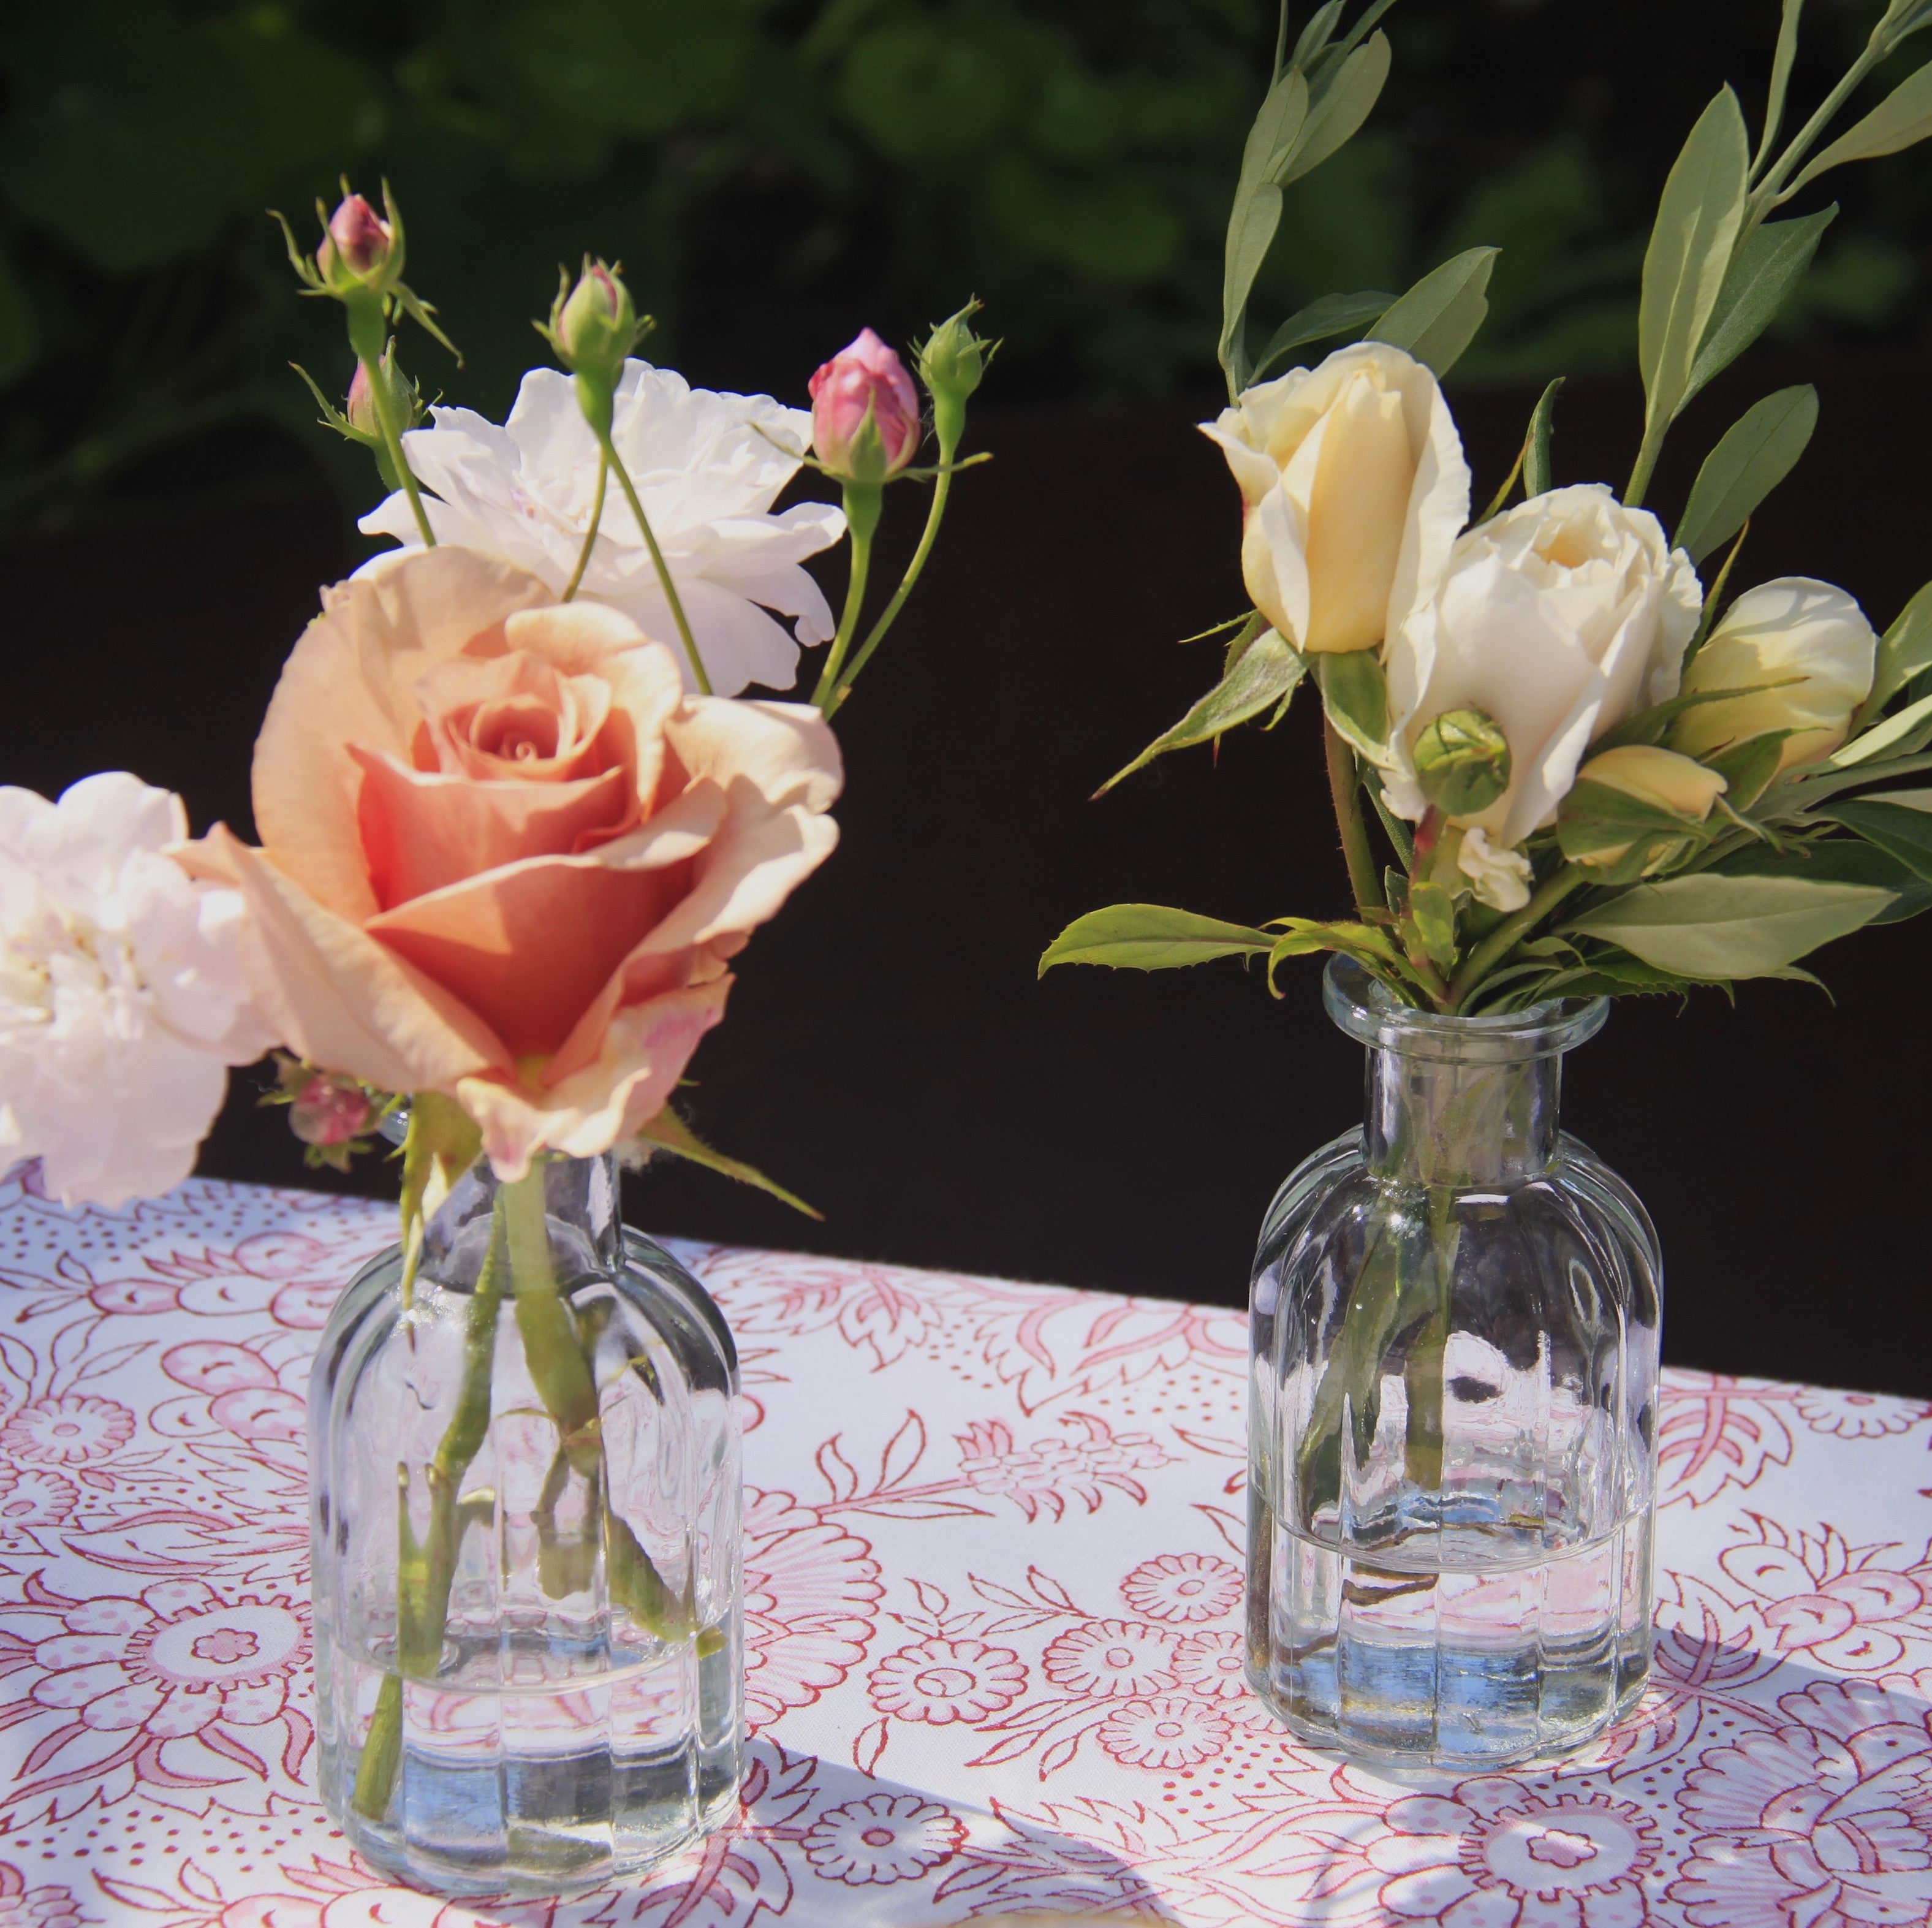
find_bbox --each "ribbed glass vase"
[308,1151,742,1894]
[1246,958,1660,1767]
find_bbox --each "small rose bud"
[809,328,921,482]
[345,360,379,438]
[553,259,638,385]
[346,348,420,442]
[1413,707,1512,819]
[916,300,991,449]
[289,1074,373,1150]
[319,192,393,287]
[1566,743,1727,871]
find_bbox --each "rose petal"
[352,748,635,908]
[364,806,716,1058]
[254,548,558,917]
[211,826,507,1093]
[458,979,730,1178]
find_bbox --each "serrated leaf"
[1812,797,1932,880]
[632,1106,821,1220]
[1674,384,1817,564]
[1278,33,1392,189]
[1264,917,1409,994]
[1315,647,1389,754]
[1253,289,1393,379]
[1368,246,1498,376]
[1639,88,1751,431]
[1039,903,1276,974]
[1789,57,1932,194]
[1096,629,1306,794]
[1524,375,1565,497]
[1567,870,1893,976]
[1855,580,1932,727]
[1828,688,1932,767]
[1684,207,1835,404]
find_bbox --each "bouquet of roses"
[1045,0,1932,1014]
[0,184,989,1216]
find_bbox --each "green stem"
[826,452,960,713]
[1324,716,1387,917]
[1748,34,1890,221]
[811,482,883,710]
[1624,425,1665,511]
[602,436,711,694]
[347,302,434,550]
[1447,865,1589,1010]
[561,449,609,602]
[354,1193,509,1822]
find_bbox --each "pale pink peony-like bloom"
[809,328,921,479]
[189,546,841,1180]
[0,773,275,1208]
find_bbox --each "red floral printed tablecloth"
[1,1170,1928,1927]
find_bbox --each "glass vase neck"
[418,1150,624,1291]
[1322,957,1608,1188]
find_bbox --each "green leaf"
[1828,688,1932,767]
[1408,880,1457,973]
[632,1106,822,1219]
[1523,375,1564,498]
[1253,289,1394,379]
[1315,648,1390,755]
[1095,628,1306,794]
[1567,870,1893,976]
[1704,729,1800,809]
[1040,904,1276,974]
[1291,0,1347,67]
[1219,67,1310,385]
[1855,580,1932,727]
[1638,87,1751,433]
[1811,797,1932,881]
[1757,0,1807,170]
[1719,837,1932,924]
[1789,58,1932,194]
[1264,917,1411,994]
[1591,680,1803,754]
[1674,384,1817,564]
[1684,207,1836,405]
[1277,32,1392,190]
[1368,246,1499,377]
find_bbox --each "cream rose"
[1385,484,1703,906]
[1199,342,1469,658]
[1668,577,1877,775]
[1568,744,1729,872]
[191,545,841,1179]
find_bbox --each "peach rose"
[196,545,840,1177]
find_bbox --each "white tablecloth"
[0,1167,1926,1926]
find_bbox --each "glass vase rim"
[1322,955,1607,1063]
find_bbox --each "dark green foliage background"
[1,0,1926,529]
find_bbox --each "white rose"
[1199,342,1470,659]
[1385,484,1703,906]
[1669,577,1877,775]
[360,360,847,697]
[0,775,276,1209]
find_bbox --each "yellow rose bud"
[1569,744,1727,870]
[1200,342,1469,661]
[1669,577,1877,775]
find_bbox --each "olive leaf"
[1633,88,1751,489]
[1683,207,1835,406]
[1828,688,1932,767]
[1252,289,1394,381]
[1523,374,1564,497]
[1368,246,1498,377]
[1787,56,1932,194]
[1854,580,1932,727]
[1040,904,1277,974]
[1811,792,1932,881]
[1673,384,1817,564]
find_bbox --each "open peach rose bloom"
[189,544,841,1177]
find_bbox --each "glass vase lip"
[1322,955,1607,1064]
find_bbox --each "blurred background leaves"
[1,0,1928,534]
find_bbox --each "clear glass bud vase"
[308,1152,743,1894]
[1246,958,1659,1767]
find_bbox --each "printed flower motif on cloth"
[0,1172,1929,1925]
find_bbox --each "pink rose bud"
[320,193,392,280]
[345,360,378,438]
[289,1076,373,1149]
[809,328,921,482]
